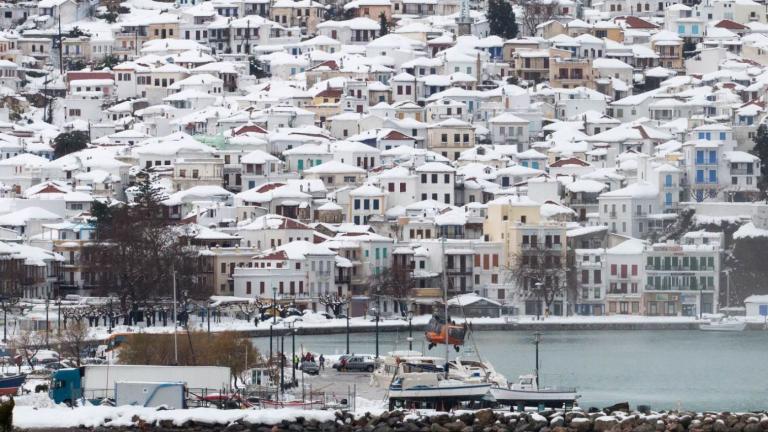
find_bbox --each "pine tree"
[53,130,89,159]
[487,0,518,40]
[379,12,389,36]
[750,123,768,195]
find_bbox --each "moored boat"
[388,369,492,410]
[0,373,25,396]
[699,318,747,332]
[491,374,579,409]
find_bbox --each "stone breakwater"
[25,409,768,432]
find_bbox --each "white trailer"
[115,381,185,409]
[80,365,231,400]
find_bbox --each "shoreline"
[79,316,768,341]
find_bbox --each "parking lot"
[287,365,387,403]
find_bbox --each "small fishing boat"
[0,373,26,396]
[699,317,747,332]
[490,333,579,409]
[491,374,579,409]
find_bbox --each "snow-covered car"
[300,361,320,375]
[304,311,333,320]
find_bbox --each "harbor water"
[252,329,768,411]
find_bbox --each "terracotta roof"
[67,71,114,82]
[234,124,268,135]
[714,19,747,30]
[255,182,286,193]
[549,157,590,167]
[308,60,340,71]
[382,130,413,140]
[619,16,658,29]
[316,88,343,98]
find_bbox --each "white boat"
[447,357,508,387]
[370,352,444,387]
[491,374,580,408]
[699,318,747,332]
[388,369,492,409]
[490,333,579,409]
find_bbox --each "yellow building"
[513,47,571,83]
[650,31,684,71]
[549,57,594,89]
[271,0,325,35]
[148,19,180,40]
[483,195,568,316]
[426,118,476,161]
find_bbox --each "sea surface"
[252,329,768,411]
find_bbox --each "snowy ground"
[12,391,384,429]
[71,313,715,341]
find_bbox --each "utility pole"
[291,326,296,384]
[45,296,50,348]
[442,236,449,379]
[57,12,64,75]
[172,269,178,365]
[534,332,541,386]
[345,301,350,354]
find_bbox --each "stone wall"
[26,408,768,432]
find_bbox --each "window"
[611,264,617,275]
[400,183,406,192]
[246,282,252,295]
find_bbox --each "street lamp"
[107,298,113,334]
[345,300,350,355]
[371,306,379,359]
[290,323,297,384]
[45,295,50,348]
[269,324,273,361]
[534,282,543,320]
[1,298,6,343]
[272,287,278,325]
[407,309,414,351]
[56,296,62,336]
[280,331,285,400]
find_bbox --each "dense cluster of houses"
[1,0,768,317]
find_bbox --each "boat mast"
[534,332,541,386]
[442,236,449,379]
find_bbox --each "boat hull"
[490,386,579,408]
[699,322,747,332]
[389,383,491,400]
[0,374,25,396]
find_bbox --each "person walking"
[319,354,325,370]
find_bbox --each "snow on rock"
[14,406,338,429]
[733,222,768,239]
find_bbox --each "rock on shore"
[20,408,768,432]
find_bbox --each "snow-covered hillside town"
[3,0,768,322]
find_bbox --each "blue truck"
[50,365,232,406]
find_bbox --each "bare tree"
[90,182,210,310]
[10,329,44,369]
[57,321,89,366]
[368,267,413,317]
[506,242,567,318]
[319,294,348,317]
[518,0,559,36]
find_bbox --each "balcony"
[608,211,617,219]
[730,169,754,176]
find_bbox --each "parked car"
[300,361,320,375]
[332,355,375,372]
